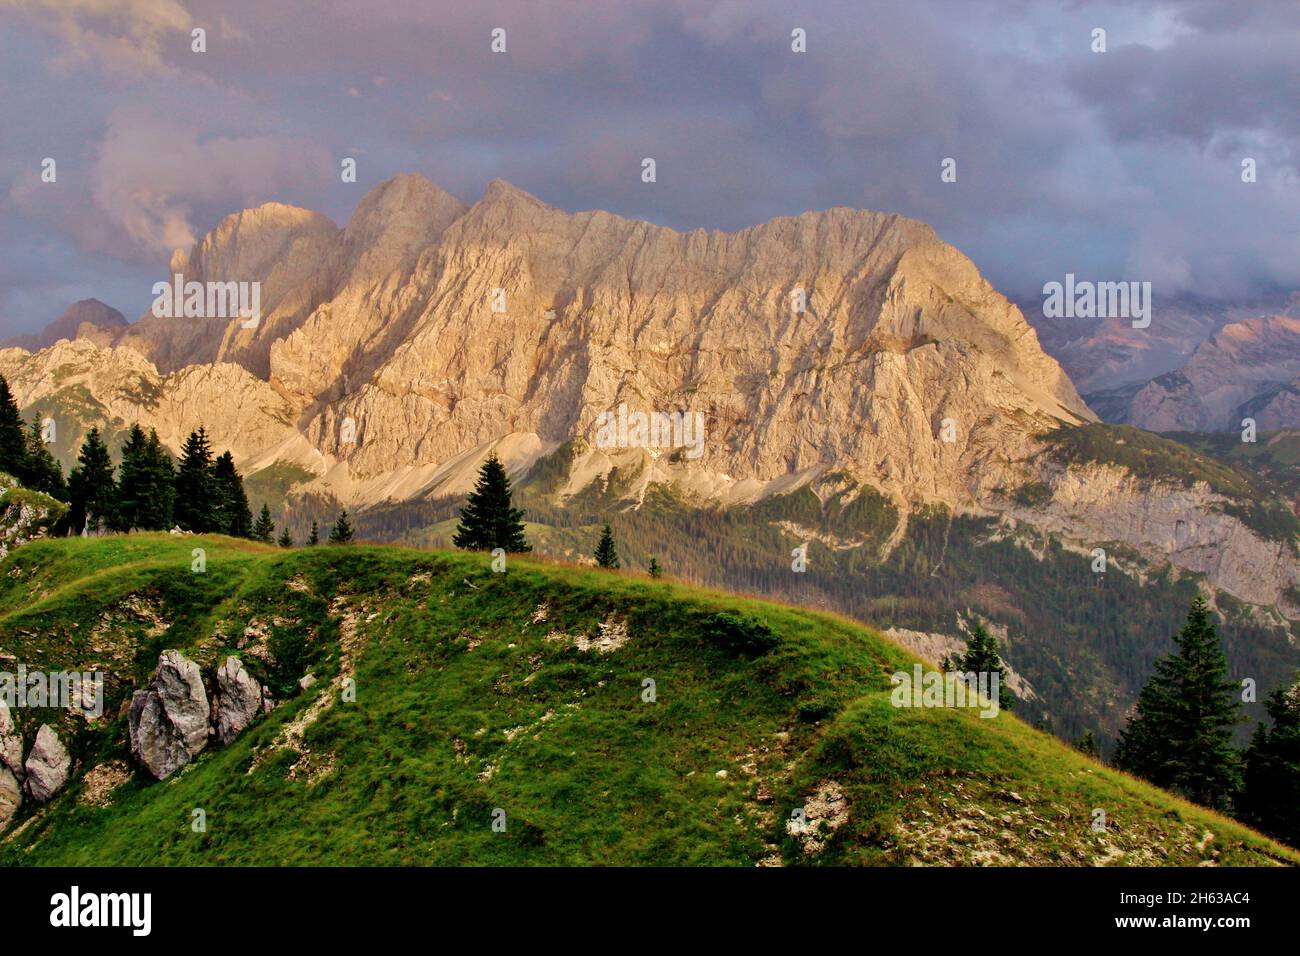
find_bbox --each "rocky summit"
[2,175,1090,510]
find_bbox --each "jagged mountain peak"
[479,177,549,206]
[16,177,1098,518]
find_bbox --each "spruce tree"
[452,454,531,552]
[252,503,275,543]
[212,451,252,537]
[67,427,116,535]
[112,425,150,531]
[23,416,66,500]
[174,428,216,532]
[594,524,620,569]
[1240,674,1300,846]
[1114,596,1242,809]
[648,557,663,578]
[328,509,354,544]
[0,374,28,478]
[308,520,319,546]
[1074,730,1101,759]
[942,620,1014,712]
[138,429,176,530]
[277,526,293,548]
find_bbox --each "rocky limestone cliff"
[1006,460,1299,611]
[5,177,1092,509]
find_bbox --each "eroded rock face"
[128,650,210,780]
[24,724,70,802]
[1011,461,1300,608]
[215,657,263,745]
[0,176,1092,512]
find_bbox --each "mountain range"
[2,176,1298,751]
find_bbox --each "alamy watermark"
[594,403,705,459]
[151,274,261,329]
[890,664,1001,718]
[1,665,104,718]
[1042,273,1151,329]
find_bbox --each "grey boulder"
[215,656,263,745]
[24,724,70,802]
[129,650,210,780]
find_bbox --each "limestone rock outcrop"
[214,657,263,745]
[24,724,70,802]
[128,650,210,780]
[0,767,19,825]
[0,699,22,825]
[0,698,22,782]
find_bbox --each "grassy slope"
[0,535,1294,867]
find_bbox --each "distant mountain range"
[1026,292,1300,432]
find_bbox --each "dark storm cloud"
[1,0,1297,335]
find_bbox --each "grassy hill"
[0,534,1294,866]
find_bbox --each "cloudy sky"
[2,0,1298,336]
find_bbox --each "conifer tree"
[1074,730,1101,759]
[277,526,293,548]
[942,620,1014,712]
[328,509,354,544]
[1240,674,1300,846]
[212,451,252,537]
[112,425,151,531]
[22,416,66,500]
[594,524,620,569]
[308,520,319,546]
[1114,596,1242,809]
[648,557,663,578]
[67,427,115,535]
[252,503,275,543]
[452,454,530,552]
[0,375,28,478]
[174,427,216,532]
[138,430,176,531]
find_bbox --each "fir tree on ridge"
[174,427,217,532]
[252,503,275,543]
[1073,731,1101,759]
[941,619,1014,712]
[277,526,293,548]
[308,520,319,546]
[22,415,66,500]
[594,524,620,569]
[212,451,252,537]
[112,424,175,531]
[0,374,27,478]
[1113,595,1242,810]
[67,427,115,535]
[452,454,530,553]
[1239,673,1300,846]
[328,509,354,544]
